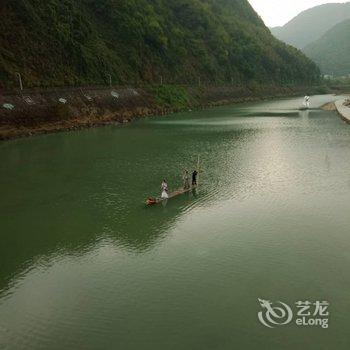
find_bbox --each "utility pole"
[107,74,112,87]
[15,72,23,91]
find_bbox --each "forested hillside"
[0,0,320,89]
[270,2,350,49]
[303,19,350,76]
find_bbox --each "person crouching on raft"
[161,179,169,199]
[183,170,190,190]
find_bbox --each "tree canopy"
[0,0,320,88]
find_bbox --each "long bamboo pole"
[196,154,200,187]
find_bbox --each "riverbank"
[335,97,350,123]
[0,84,330,140]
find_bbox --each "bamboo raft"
[146,185,197,206]
[146,155,201,206]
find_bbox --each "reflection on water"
[1,95,350,350]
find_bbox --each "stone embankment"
[335,97,350,123]
[0,85,321,140]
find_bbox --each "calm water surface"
[1,95,350,349]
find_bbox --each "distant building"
[323,74,334,80]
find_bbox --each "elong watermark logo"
[258,298,330,329]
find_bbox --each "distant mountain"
[303,19,350,76]
[0,0,320,89]
[270,2,350,49]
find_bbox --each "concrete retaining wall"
[335,98,350,124]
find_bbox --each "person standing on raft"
[183,170,190,190]
[160,179,169,199]
[192,170,198,186]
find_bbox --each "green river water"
[0,95,350,349]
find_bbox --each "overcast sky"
[248,0,349,27]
